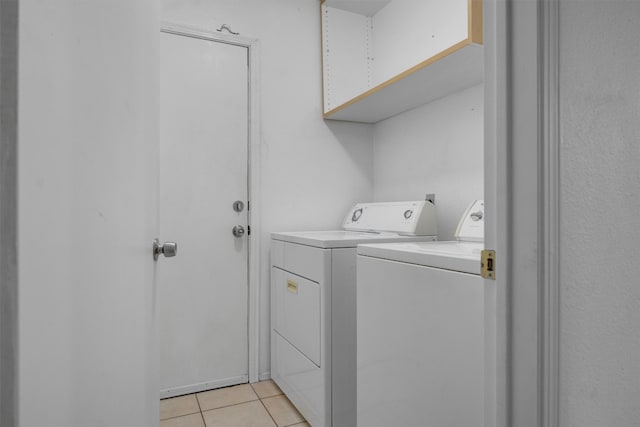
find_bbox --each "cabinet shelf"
[321,0,483,124]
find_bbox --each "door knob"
[153,239,178,261]
[232,225,245,238]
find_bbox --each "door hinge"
[481,249,496,280]
[247,225,251,236]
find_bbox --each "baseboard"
[160,375,249,399]
[259,371,271,382]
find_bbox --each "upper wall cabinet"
[321,0,483,123]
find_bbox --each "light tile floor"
[160,380,309,427]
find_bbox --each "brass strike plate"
[287,280,298,294]
[481,249,496,280]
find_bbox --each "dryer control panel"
[343,201,437,236]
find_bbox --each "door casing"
[484,0,560,426]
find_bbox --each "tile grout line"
[258,396,280,427]
[199,397,261,413]
[259,393,307,427]
[194,392,206,427]
[253,383,291,426]
[160,394,202,422]
[252,382,288,426]
[161,382,305,426]
[161,410,201,422]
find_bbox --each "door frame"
[485,0,560,426]
[160,21,262,384]
[0,1,18,425]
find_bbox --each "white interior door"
[158,30,249,397]
[16,2,160,425]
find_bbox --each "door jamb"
[0,1,19,425]
[485,0,561,426]
[160,21,262,384]
[539,1,561,426]
[483,0,508,425]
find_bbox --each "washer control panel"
[343,201,437,236]
[455,200,484,242]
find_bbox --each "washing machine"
[356,200,485,427]
[271,201,438,427]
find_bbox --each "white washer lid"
[271,230,436,249]
[357,241,484,274]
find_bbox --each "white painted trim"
[161,21,257,49]
[259,372,271,382]
[247,37,262,386]
[487,1,561,426]
[0,1,19,425]
[159,21,262,385]
[490,0,565,426]
[539,0,560,426]
[160,375,249,399]
[484,0,510,426]
[487,1,562,426]
[508,0,545,422]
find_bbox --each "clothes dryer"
[356,200,485,427]
[271,201,438,427]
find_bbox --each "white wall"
[373,84,484,240]
[161,0,374,378]
[559,1,640,425]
